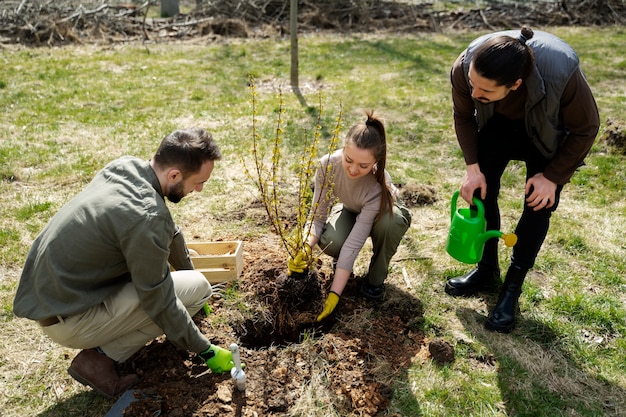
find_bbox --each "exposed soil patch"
[601,118,626,155]
[399,183,438,208]
[117,190,431,416]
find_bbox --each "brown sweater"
[450,51,600,185]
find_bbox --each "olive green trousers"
[319,202,412,285]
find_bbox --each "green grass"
[1,26,626,416]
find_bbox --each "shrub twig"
[243,76,342,269]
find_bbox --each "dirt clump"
[399,183,438,208]
[601,118,626,154]
[233,249,325,347]
[428,338,456,365]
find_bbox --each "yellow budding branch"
[242,75,342,270]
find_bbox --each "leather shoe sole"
[68,366,138,398]
[444,280,495,297]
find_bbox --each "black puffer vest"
[462,30,580,158]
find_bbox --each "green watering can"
[446,191,517,264]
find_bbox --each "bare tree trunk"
[161,0,180,17]
[290,0,298,88]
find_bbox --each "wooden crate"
[186,241,243,284]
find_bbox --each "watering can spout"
[501,233,517,247]
[475,230,503,247]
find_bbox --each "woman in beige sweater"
[304,111,412,321]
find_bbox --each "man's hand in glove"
[287,243,312,276]
[316,291,340,321]
[199,344,241,373]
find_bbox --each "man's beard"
[167,181,185,203]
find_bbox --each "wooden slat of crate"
[195,268,239,284]
[187,241,243,284]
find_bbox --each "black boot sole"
[484,318,515,333]
[444,282,499,297]
[445,282,480,297]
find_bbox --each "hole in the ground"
[232,269,329,348]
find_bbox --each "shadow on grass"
[37,390,112,417]
[291,85,308,108]
[456,306,626,417]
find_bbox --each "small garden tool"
[229,343,246,392]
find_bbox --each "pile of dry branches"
[195,0,625,31]
[1,0,624,46]
[0,1,153,45]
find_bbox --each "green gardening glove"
[199,344,237,373]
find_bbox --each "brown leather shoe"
[68,348,138,398]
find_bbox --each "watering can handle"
[451,190,458,219]
[451,190,484,219]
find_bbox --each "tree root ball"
[234,269,325,347]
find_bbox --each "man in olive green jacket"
[14,128,237,398]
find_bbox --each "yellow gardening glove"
[287,243,312,276]
[316,291,340,321]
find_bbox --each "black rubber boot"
[360,281,385,302]
[485,265,528,333]
[445,266,500,297]
[445,238,500,297]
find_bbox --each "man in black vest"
[446,27,600,333]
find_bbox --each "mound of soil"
[602,118,626,154]
[120,232,428,416]
[399,183,438,207]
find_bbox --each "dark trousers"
[477,114,563,271]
